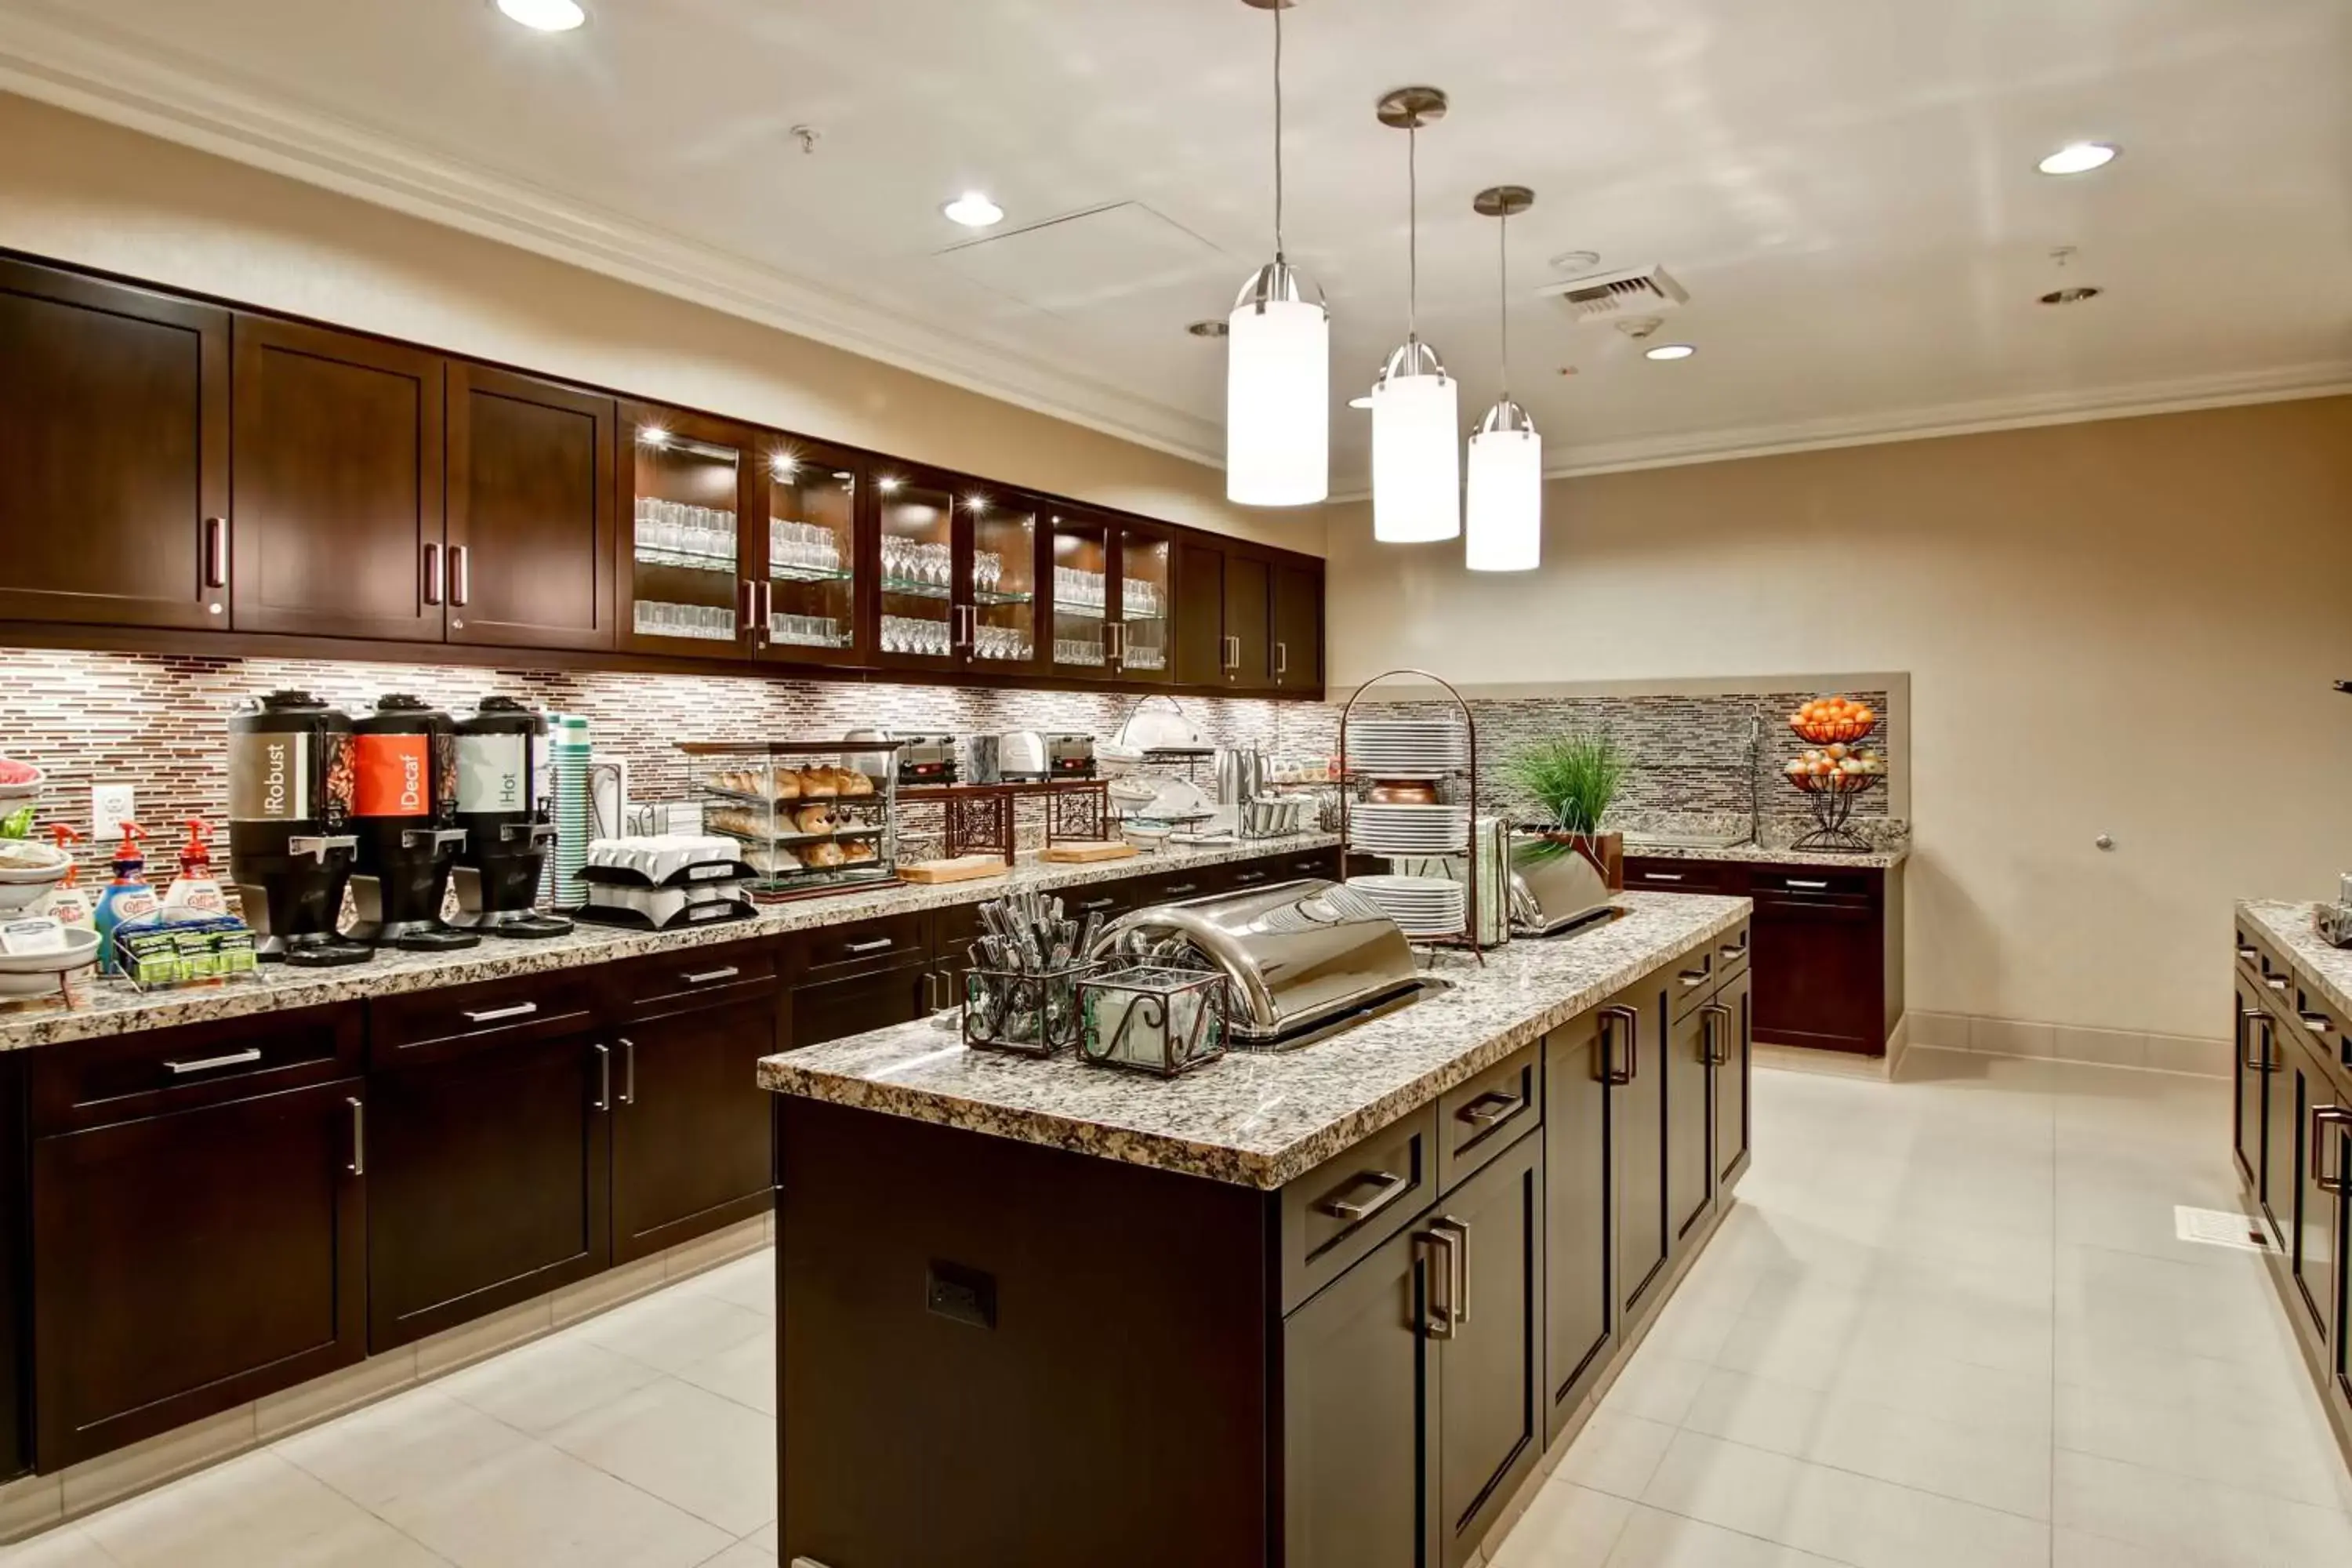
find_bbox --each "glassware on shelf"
[768,519,845,579]
[633,600,738,641]
[632,498,739,570]
[770,612,847,648]
[880,615,952,659]
[1053,565,1110,615]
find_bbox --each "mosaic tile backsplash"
[0,648,1902,880]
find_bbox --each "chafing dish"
[1507,831,1616,937]
[1090,878,1436,1049]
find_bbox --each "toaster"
[1046,734,1095,778]
[998,730,1048,780]
[897,735,957,786]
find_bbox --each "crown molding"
[0,7,1229,470]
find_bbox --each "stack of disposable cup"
[551,714,593,909]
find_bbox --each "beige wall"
[1327,397,2352,1040]
[0,93,1312,554]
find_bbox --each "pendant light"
[1225,0,1329,508]
[1465,185,1541,572]
[1370,86,1459,543]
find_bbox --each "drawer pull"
[1076,896,1116,913]
[2237,945,2259,961]
[1163,883,1200,896]
[1232,869,1269,884]
[844,937,895,955]
[2304,1013,2335,1036]
[1679,967,1710,989]
[681,966,741,985]
[1642,871,1685,883]
[347,1096,365,1176]
[1719,941,1747,960]
[1458,1089,1525,1129]
[1319,1168,1410,1225]
[163,1047,263,1076]
[2267,975,2289,993]
[1786,878,1829,891]
[2310,1107,2351,1192]
[462,1001,540,1025]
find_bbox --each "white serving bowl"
[0,760,45,803]
[0,925,100,996]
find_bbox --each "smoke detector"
[1537,263,1689,321]
[1613,316,1666,341]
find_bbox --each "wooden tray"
[901,855,1009,885]
[1039,840,1138,863]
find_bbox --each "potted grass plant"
[1504,732,1627,889]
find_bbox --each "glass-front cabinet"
[1044,510,1172,684]
[620,403,757,657]
[873,466,1040,674]
[762,443,860,666]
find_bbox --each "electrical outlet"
[91,783,136,835]
[924,1260,995,1329]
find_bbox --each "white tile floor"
[5,1046,2347,1567]
[0,1252,780,1568]
[1494,1047,2352,1568]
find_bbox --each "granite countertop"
[2238,899,2352,1023]
[758,889,1751,1189]
[1621,840,1910,870]
[0,833,1339,1053]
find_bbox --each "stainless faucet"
[1746,711,1763,847]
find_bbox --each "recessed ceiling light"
[1187,319,1229,339]
[496,0,586,31]
[1548,249,1601,274]
[2038,141,2118,176]
[1644,343,1696,361]
[942,191,1004,228]
[2038,285,2103,306]
[1348,393,1374,410]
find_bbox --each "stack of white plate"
[1350,803,1470,856]
[1352,873,1468,938]
[1344,719,1470,779]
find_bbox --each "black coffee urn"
[347,695,477,951]
[225,690,372,966]
[448,696,573,939]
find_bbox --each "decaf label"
[354,734,431,818]
[456,733,528,814]
[228,731,310,821]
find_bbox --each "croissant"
[795,768,837,799]
[793,803,837,835]
[803,840,846,868]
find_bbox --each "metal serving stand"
[1337,668,1489,962]
[898,779,1111,860]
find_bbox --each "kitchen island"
[761,889,1755,1568]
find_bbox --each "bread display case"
[677,739,902,900]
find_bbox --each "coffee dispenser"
[347,695,477,951]
[225,691,372,966]
[448,696,574,939]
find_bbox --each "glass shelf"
[770,563,853,584]
[879,577,1035,607]
[977,588,1034,607]
[634,546,736,575]
[1052,601,1111,620]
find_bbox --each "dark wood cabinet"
[1272,560,1323,692]
[1171,540,1227,688]
[31,1073,365,1467]
[447,362,615,651]
[789,961,932,1050]
[1543,1010,1613,1440]
[611,992,780,1264]
[1225,551,1273,691]
[1434,1132,1544,1568]
[2281,1024,2341,1351]
[2235,970,2269,1194]
[0,1054,21,1481]
[615,401,763,660]
[1172,538,1283,691]
[365,1028,611,1351]
[870,466,1044,677]
[0,258,230,631]
[230,315,445,641]
[1281,1218,1433,1568]
[1610,979,1671,1322]
[760,438,866,669]
[1711,968,1754,1190]
[2263,1001,2299,1254]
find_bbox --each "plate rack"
[1337,669,1488,961]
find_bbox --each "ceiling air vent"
[1535,264,1688,321]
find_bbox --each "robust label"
[354,734,432,818]
[227,731,310,821]
[456,733,528,815]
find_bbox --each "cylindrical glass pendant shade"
[1370,339,1460,543]
[1226,261,1330,506]
[1465,399,1541,572]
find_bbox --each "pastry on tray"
[841,840,877,864]
[795,768,838,799]
[792,803,837,835]
[802,840,847,868]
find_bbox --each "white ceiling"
[3,0,2348,485]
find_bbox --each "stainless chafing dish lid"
[1090,878,1421,1040]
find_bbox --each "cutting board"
[1040,840,1139,863]
[901,855,1009,884]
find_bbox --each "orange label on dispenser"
[353,734,431,818]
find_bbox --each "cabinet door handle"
[1642,872,1685,884]
[1458,1089,1524,1129]
[2241,1004,2267,1069]
[347,1096,365,1176]
[738,579,756,638]
[163,1047,263,1076]
[204,517,229,587]
[619,1036,637,1106]
[2309,1107,2351,1192]
[1786,878,1830,891]
[1275,641,1288,678]
[1599,1004,1639,1085]
[1432,1214,1469,1325]
[592,1042,612,1112]
[1319,1168,1409,1225]
[1420,1226,1459,1340]
[423,542,444,605]
[757,580,774,643]
[462,1001,539,1025]
[1700,1001,1732,1065]
[681,966,741,985]
[450,544,471,606]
